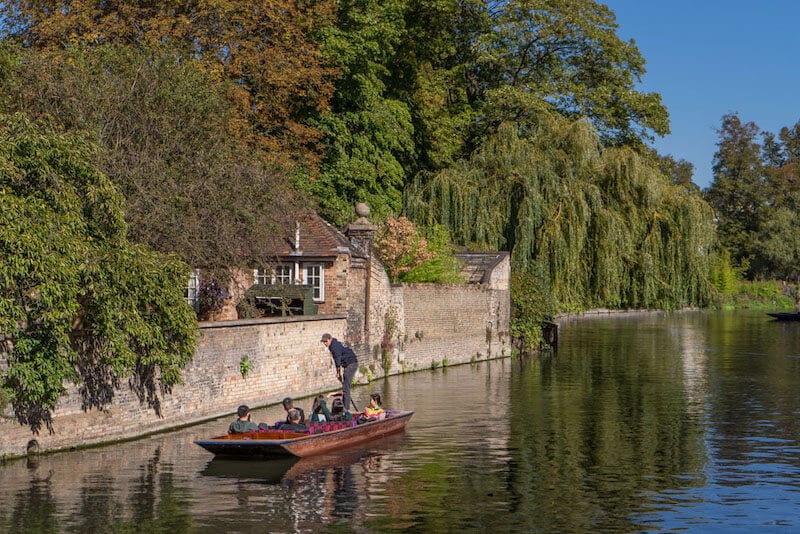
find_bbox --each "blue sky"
[603,1,800,189]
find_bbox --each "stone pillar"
[344,203,376,354]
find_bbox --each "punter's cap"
[237,405,249,417]
[320,333,332,342]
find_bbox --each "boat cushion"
[307,420,358,434]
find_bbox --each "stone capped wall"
[393,283,510,371]
[0,315,345,458]
[359,254,511,378]
[0,251,512,458]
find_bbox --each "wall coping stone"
[199,314,347,329]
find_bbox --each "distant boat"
[195,410,413,458]
[766,312,800,321]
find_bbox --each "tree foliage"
[0,44,303,269]
[406,115,715,310]
[305,0,414,225]
[373,216,436,282]
[474,0,669,144]
[706,113,765,270]
[307,0,670,220]
[0,0,336,167]
[0,114,197,432]
[401,225,465,284]
[706,113,800,280]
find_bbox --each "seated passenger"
[282,397,306,423]
[310,394,332,423]
[329,397,353,422]
[281,409,308,432]
[228,404,259,433]
[363,393,385,420]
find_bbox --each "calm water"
[2,310,800,533]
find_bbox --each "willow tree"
[406,116,715,311]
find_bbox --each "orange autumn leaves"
[1,0,337,167]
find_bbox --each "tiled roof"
[455,252,509,283]
[273,212,358,259]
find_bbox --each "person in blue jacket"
[321,333,358,410]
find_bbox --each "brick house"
[186,205,510,361]
[187,208,376,342]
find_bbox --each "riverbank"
[1,298,510,459]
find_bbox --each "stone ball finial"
[355,202,370,218]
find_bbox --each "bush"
[511,270,557,354]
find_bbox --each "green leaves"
[407,115,715,313]
[0,114,197,432]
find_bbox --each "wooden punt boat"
[766,312,800,321]
[195,410,413,459]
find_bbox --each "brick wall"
[0,254,511,458]
[0,315,346,458]
[359,255,511,378]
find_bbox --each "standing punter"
[321,333,358,410]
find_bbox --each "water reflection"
[1,311,800,532]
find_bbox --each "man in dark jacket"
[229,404,259,433]
[321,333,358,410]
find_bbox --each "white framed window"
[275,265,293,285]
[185,269,200,310]
[254,268,272,285]
[255,266,294,285]
[304,264,324,302]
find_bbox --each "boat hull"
[195,410,413,458]
[767,312,800,321]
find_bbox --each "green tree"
[474,0,669,144]
[0,113,197,432]
[649,149,699,192]
[308,0,415,225]
[407,115,715,311]
[312,0,671,222]
[373,216,436,282]
[706,113,766,272]
[0,44,302,269]
[402,225,465,283]
[755,196,800,281]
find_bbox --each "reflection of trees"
[370,324,708,531]
[504,318,707,531]
[331,465,357,519]
[73,475,118,533]
[4,473,60,533]
[114,446,193,533]
[704,312,800,464]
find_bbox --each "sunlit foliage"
[407,116,715,311]
[0,114,197,432]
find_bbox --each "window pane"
[256,269,272,285]
[306,265,322,300]
[185,270,199,309]
[276,265,293,285]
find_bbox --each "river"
[1,310,799,532]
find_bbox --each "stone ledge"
[199,314,347,329]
